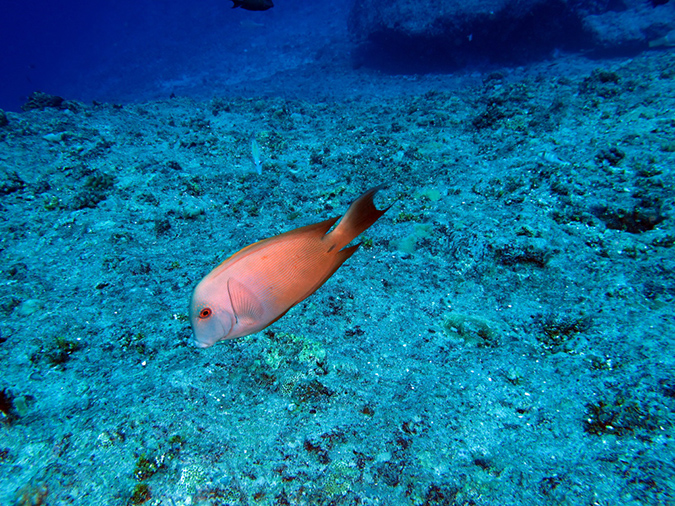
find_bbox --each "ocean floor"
[1,49,674,505]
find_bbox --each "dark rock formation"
[21,91,64,111]
[348,0,675,72]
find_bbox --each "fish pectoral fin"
[227,278,265,326]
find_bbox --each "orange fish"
[189,185,392,348]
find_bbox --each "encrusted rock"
[349,0,675,70]
[21,91,64,111]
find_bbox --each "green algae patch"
[323,459,360,496]
[442,313,499,348]
[177,464,208,495]
[415,188,441,202]
[394,223,433,253]
[129,483,151,504]
[262,332,326,370]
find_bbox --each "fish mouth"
[193,339,211,349]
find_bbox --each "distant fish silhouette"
[649,29,675,48]
[231,0,273,11]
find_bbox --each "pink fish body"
[189,186,391,348]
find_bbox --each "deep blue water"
[1,0,347,111]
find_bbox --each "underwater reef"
[0,49,674,505]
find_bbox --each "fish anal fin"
[249,244,361,332]
[289,243,362,309]
[335,243,361,267]
[265,307,292,329]
[227,278,264,326]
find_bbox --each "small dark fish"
[232,0,273,11]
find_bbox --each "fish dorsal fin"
[227,278,264,326]
[271,215,339,242]
[211,216,340,279]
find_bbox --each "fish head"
[189,282,236,348]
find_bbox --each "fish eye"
[199,307,212,319]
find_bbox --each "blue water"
[1,1,674,505]
[0,0,349,111]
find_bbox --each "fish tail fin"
[328,184,392,250]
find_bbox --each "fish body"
[649,30,675,48]
[190,186,391,348]
[251,137,262,174]
[539,151,571,167]
[231,0,273,11]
